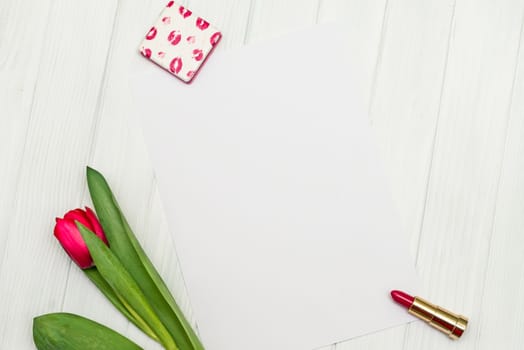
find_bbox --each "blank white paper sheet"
[131,25,418,350]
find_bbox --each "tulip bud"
[54,207,108,269]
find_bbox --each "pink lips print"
[196,17,209,30]
[140,47,152,58]
[192,49,204,61]
[141,2,220,82]
[210,32,221,46]
[145,26,157,40]
[179,6,192,18]
[167,30,182,45]
[169,57,183,74]
[186,35,196,44]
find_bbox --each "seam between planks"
[413,0,457,268]
[59,0,121,312]
[0,1,53,272]
[367,0,390,123]
[473,6,524,346]
[401,2,457,348]
[315,0,323,24]
[84,0,121,171]
[0,1,55,343]
[242,0,256,45]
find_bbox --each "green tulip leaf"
[83,268,159,342]
[33,313,143,350]
[86,166,205,350]
[77,223,178,350]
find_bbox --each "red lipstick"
[391,290,468,339]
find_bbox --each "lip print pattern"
[140,47,152,58]
[168,30,182,45]
[140,1,222,82]
[210,32,221,46]
[192,49,203,61]
[179,6,192,18]
[169,57,183,74]
[146,27,157,40]
[196,17,209,30]
[186,35,196,44]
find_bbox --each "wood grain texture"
[477,22,524,348]
[2,0,524,349]
[405,1,524,349]
[1,0,119,348]
[367,0,456,255]
[318,0,388,105]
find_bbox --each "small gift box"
[139,1,222,83]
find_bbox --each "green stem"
[84,268,158,341]
[78,223,178,350]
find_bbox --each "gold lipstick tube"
[409,297,468,339]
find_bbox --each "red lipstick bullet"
[391,290,468,339]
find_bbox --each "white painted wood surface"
[1,0,524,349]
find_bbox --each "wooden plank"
[0,0,118,348]
[476,18,524,349]
[319,0,455,348]
[0,0,52,264]
[368,0,457,257]
[3,0,524,349]
[405,0,524,349]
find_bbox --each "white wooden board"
[2,0,524,348]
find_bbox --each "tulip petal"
[64,209,92,230]
[85,206,108,245]
[54,219,93,269]
[77,223,178,350]
[86,166,204,350]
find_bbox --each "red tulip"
[54,207,108,269]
